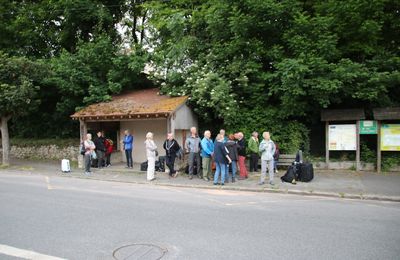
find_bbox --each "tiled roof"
[71,88,188,120]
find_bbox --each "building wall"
[120,118,168,163]
[173,104,198,130]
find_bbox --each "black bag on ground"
[297,162,314,182]
[140,161,148,171]
[141,159,165,172]
[281,166,297,184]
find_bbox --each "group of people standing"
[186,127,278,186]
[82,131,114,175]
[83,126,279,185]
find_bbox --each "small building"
[71,88,197,163]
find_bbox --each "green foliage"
[0,52,44,118]
[147,0,400,152]
[360,143,377,164]
[382,153,400,172]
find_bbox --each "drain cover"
[113,243,167,260]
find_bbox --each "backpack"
[281,165,297,184]
[79,142,85,155]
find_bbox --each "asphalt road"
[0,172,399,260]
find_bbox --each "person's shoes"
[221,183,225,186]
[232,178,236,183]
[203,177,208,181]
[213,183,219,185]
[198,175,203,179]
[269,181,275,185]
[258,182,265,185]
[189,175,193,180]
[125,166,130,169]
[174,172,179,178]
[107,164,111,167]
[275,169,279,173]
[129,166,133,169]
[84,172,91,176]
[148,177,156,181]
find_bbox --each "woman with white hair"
[145,132,157,181]
[259,131,276,185]
[83,133,96,176]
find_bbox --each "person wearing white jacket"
[258,132,276,185]
[145,132,157,181]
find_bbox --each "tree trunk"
[0,116,11,166]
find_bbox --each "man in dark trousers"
[94,131,106,169]
[163,133,181,177]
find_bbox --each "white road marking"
[0,244,67,260]
[44,176,55,190]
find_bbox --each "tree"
[0,52,43,165]
[145,0,400,153]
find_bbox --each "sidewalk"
[1,159,400,202]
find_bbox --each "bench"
[277,154,296,167]
[256,154,296,169]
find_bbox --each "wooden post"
[325,121,330,169]
[377,121,382,173]
[79,119,87,142]
[356,120,361,171]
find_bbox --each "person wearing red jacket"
[103,132,114,167]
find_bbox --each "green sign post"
[359,120,378,134]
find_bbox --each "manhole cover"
[113,243,167,260]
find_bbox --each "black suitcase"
[298,163,314,182]
[281,166,297,184]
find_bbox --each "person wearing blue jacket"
[122,130,134,168]
[201,130,214,181]
[213,134,232,186]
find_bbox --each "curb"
[59,173,400,203]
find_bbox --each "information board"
[329,124,357,151]
[360,120,378,134]
[381,124,400,151]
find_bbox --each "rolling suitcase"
[61,159,71,173]
[298,163,314,182]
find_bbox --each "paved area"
[0,172,399,259]
[2,159,400,202]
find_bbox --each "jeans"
[214,162,227,184]
[188,152,201,176]
[166,153,176,175]
[250,153,259,172]
[125,149,133,167]
[202,156,212,179]
[260,159,274,183]
[106,153,111,166]
[274,159,278,171]
[228,161,237,179]
[96,150,105,168]
[84,154,91,173]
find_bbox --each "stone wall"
[0,145,79,162]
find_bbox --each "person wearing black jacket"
[163,133,181,177]
[94,131,106,169]
[236,132,248,180]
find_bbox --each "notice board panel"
[381,124,400,151]
[329,124,357,151]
